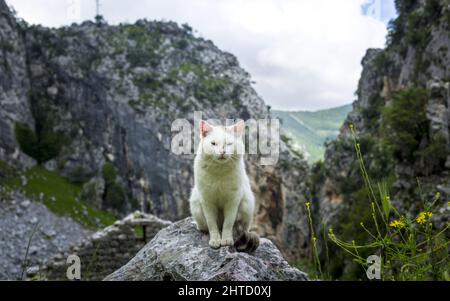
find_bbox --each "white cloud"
[5,0,393,110]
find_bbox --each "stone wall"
[27,212,172,280]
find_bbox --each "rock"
[20,200,30,209]
[20,175,27,187]
[0,192,91,280]
[104,218,308,281]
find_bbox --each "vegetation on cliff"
[307,0,450,280]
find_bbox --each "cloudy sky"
[6,0,396,111]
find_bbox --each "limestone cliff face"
[0,1,35,169]
[0,0,309,264]
[19,19,267,218]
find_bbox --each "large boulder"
[104,218,308,281]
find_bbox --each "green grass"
[5,165,116,229]
[134,226,144,238]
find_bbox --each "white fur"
[189,120,255,248]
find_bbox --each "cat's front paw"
[220,234,234,247]
[209,238,221,249]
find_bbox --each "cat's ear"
[200,120,213,138]
[230,120,245,137]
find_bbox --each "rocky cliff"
[312,0,450,279]
[0,0,310,278]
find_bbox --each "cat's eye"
[211,142,216,146]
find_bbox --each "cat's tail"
[233,220,259,252]
[234,231,260,253]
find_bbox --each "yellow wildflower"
[416,211,433,225]
[305,202,311,208]
[389,217,406,229]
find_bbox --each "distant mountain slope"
[273,104,352,163]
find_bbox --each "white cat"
[189,120,259,252]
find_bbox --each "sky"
[5,0,397,111]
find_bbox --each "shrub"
[127,48,159,68]
[387,16,405,46]
[382,87,428,163]
[181,23,193,34]
[193,76,228,103]
[122,24,162,68]
[14,122,66,164]
[423,0,443,22]
[406,12,431,49]
[101,163,127,211]
[37,130,65,163]
[101,163,117,185]
[373,51,389,73]
[308,160,325,202]
[175,39,189,50]
[14,122,39,160]
[175,62,231,103]
[133,73,162,90]
[360,94,384,131]
[415,134,448,175]
[104,181,126,211]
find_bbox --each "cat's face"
[199,120,245,164]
